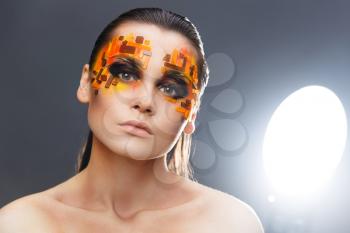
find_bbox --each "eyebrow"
[162,70,189,85]
[108,56,143,75]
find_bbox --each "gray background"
[1,0,350,232]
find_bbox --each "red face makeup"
[90,33,199,120]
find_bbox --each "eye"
[108,62,141,83]
[116,72,139,82]
[158,83,188,99]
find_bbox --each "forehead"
[111,21,199,60]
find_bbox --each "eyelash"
[159,84,186,99]
[108,66,188,99]
[115,72,140,82]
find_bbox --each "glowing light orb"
[263,86,347,197]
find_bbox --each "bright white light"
[267,194,276,203]
[263,86,348,197]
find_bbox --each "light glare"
[263,85,347,197]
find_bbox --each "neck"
[76,134,186,220]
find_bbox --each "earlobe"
[76,64,91,104]
[184,112,197,135]
[184,121,195,135]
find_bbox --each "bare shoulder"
[0,194,61,233]
[223,195,265,233]
[193,182,265,233]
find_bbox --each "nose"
[132,100,154,114]
[131,84,155,115]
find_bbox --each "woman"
[0,8,264,233]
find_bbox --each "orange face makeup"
[90,33,199,120]
[90,33,152,95]
[161,48,199,119]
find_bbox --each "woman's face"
[77,21,199,160]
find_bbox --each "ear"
[184,112,197,135]
[76,64,92,104]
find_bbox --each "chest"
[53,202,227,233]
[61,219,217,233]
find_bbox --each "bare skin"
[0,178,264,233]
[0,22,264,233]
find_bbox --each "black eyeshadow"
[162,70,189,86]
[108,57,142,77]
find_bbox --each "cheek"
[87,94,124,139]
[161,83,197,121]
[151,99,187,137]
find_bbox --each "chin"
[102,135,157,160]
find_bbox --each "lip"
[118,120,153,137]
